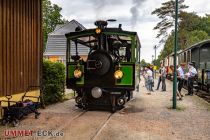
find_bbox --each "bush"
[42,60,66,105]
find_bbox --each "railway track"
[43,110,87,140]
[195,90,210,103]
[90,113,113,140]
[168,79,210,103]
[43,107,118,140]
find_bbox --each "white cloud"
[50,0,210,63]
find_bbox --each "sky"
[50,0,210,63]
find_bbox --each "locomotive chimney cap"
[95,20,108,28]
[94,19,117,28]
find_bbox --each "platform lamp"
[153,45,159,79]
[152,55,154,79]
[173,0,179,109]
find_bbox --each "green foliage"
[187,30,209,44]
[167,105,186,111]
[179,12,200,32]
[140,59,149,67]
[153,1,210,61]
[197,14,210,36]
[42,0,67,49]
[151,0,188,43]
[42,60,66,105]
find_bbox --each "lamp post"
[173,0,179,109]
[152,55,154,79]
[153,45,158,79]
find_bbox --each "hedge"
[42,60,66,105]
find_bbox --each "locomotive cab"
[65,20,141,112]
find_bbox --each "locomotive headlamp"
[74,69,82,78]
[95,28,101,34]
[114,70,123,79]
[91,87,102,98]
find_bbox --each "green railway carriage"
[164,40,210,93]
[65,20,141,112]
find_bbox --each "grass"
[62,92,77,101]
[167,105,186,111]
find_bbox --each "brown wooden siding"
[0,0,42,96]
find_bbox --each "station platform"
[0,77,210,140]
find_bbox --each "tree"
[151,0,188,43]
[140,59,149,67]
[153,1,210,62]
[42,0,66,49]
[198,14,210,36]
[178,12,210,49]
[187,30,209,44]
[179,12,200,32]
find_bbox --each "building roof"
[167,39,210,57]
[44,20,89,57]
[183,39,210,52]
[50,20,85,35]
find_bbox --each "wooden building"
[0,0,42,107]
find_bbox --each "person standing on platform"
[161,65,167,91]
[186,62,197,96]
[170,65,182,100]
[145,66,154,94]
[177,63,185,97]
[156,63,163,90]
[142,67,147,87]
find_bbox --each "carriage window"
[184,52,186,62]
[187,51,191,62]
[178,55,181,64]
[107,35,132,62]
[69,40,90,62]
[202,48,208,52]
[67,34,135,63]
[181,54,184,62]
[118,47,131,62]
[119,47,126,61]
[119,47,126,56]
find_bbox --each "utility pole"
[173,0,178,109]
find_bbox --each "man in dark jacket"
[186,62,197,95]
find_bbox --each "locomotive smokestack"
[119,24,122,30]
[95,20,108,29]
